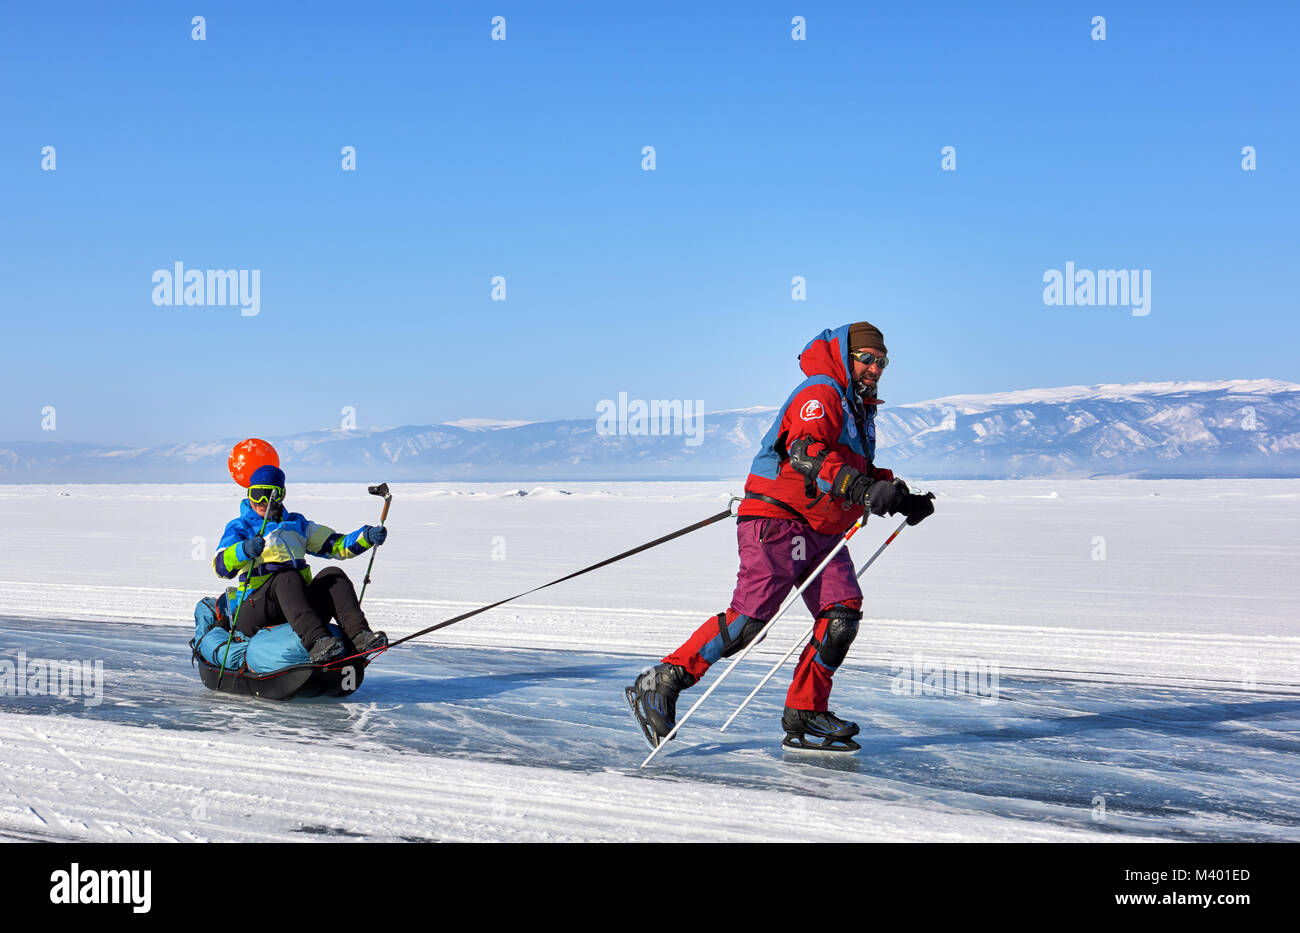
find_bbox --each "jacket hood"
[798,325,883,406]
[799,325,851,387]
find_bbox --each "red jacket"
[739,325,893,535]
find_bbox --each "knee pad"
[717,609,767,659]
[814,603,862,668]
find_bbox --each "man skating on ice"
[627,321,934,751]
[213,464,390,663]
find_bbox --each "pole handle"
[359,486,391,605]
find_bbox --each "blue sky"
[3,1,1297,445]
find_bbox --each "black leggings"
[235,567,368,648]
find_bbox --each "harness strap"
[741,491,807,523]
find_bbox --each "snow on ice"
[0,480,1297,842]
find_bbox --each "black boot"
[781,707,861,753]
[308,635,344,664]
[625,663,697,749]
[352,630,388,653]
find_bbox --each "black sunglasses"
[850,350,889,370]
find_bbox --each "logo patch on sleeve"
[799,399,825,421]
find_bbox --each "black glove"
[828,466,873,506]
[240,536,265,561]
[899,491,935,526]
[864,478,906,516]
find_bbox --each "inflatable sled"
[190,596,369,700]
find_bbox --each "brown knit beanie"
[848,321,887,354]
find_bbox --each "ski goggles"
[850,349,889,370]
[247,484,284,505]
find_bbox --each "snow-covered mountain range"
[3,379,1298,482]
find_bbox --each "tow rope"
[384,499,739,649]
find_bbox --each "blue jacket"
[213,499,375,615]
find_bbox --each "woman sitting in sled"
[213,464,388,664]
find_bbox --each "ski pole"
[718,514,911,732]
[640,514,867,769]
[217,493,281,687]
[358,482,391,605]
